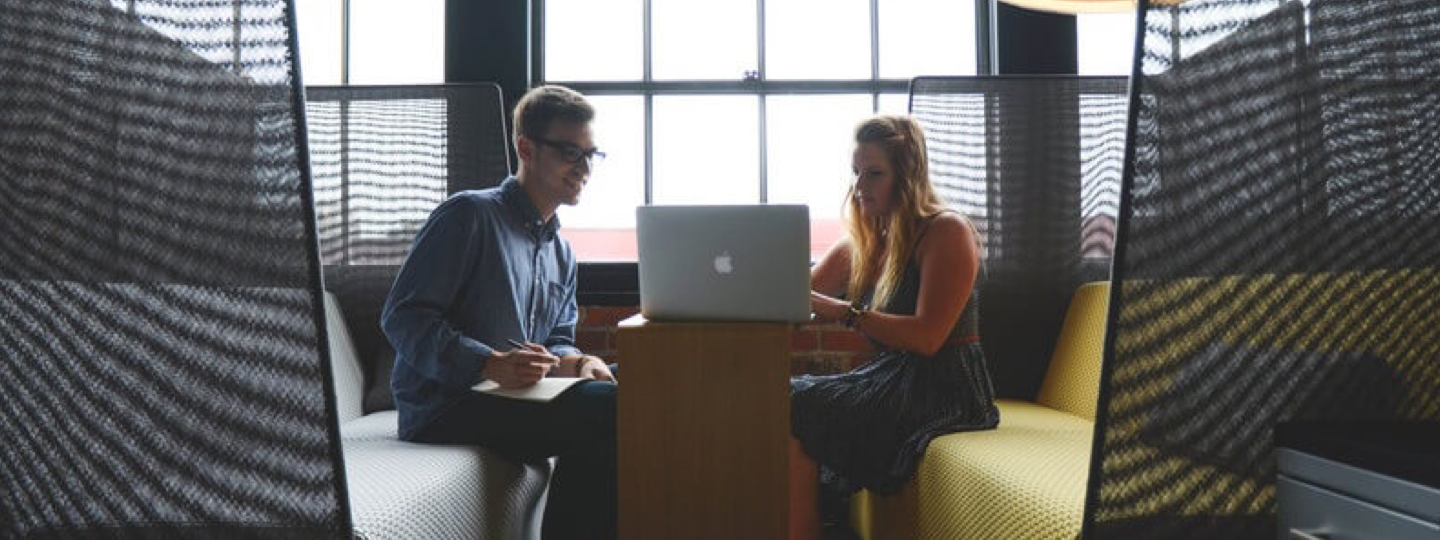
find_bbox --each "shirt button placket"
[528,240,542,340]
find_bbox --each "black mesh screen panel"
[305,84,511,413]
[1086,0,1440,538]
[305,85,510,268]
[909,76,1129,399]
[0,0,350,537]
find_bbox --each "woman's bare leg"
[790,437,820,540]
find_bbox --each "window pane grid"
[295,0,443,85]
[537,0,981,260]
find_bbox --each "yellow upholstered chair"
[852,281,1110,540]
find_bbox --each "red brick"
[576,329,611,354]
[820,330,875,353]
[789,354,850,376]
[841,352,872,370]
[575,323,607,334]
[790,329,819,352]
[580,306,640,326]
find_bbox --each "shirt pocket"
[546,281,573,327]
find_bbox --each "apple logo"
[713,251,734,274]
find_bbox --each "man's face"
[520,121,596,207]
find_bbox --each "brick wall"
[579,306,875,376]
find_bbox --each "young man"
[381,85,616,540]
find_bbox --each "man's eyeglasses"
[531,136,606,167]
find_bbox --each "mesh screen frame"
[1084,1,1440,538]
[0,0,353,536]
[908,75,1129,400]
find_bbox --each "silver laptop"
[637,205,810,322]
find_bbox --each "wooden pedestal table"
[615,315,792,540]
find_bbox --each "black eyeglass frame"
[529,135,606,165]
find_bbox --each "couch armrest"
[324,291,367,423]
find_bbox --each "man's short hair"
[513,85,594,141]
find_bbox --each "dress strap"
[909,210,960,255]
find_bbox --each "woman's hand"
[809,291,850,323]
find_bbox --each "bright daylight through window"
[543,0,980,261]
[295,0,444,86]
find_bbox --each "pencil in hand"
[507,338,560,367]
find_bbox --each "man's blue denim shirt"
[382,177,582,440]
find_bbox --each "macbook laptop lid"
[636,205,810,323]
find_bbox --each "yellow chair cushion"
[853,282,1110,539]
[853,399,1093,540]
[1089,270,1440,523]
[856,271,1440,538]
[1035,282,1109,420]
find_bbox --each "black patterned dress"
[790,227,999,496]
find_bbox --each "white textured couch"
[324,292,552,539]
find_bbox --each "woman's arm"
[810,236,852,298]
[815,215,979,356]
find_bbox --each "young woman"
[790,115,999,539]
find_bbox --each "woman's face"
[852,142,896,219]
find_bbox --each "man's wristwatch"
[843,301,867,329]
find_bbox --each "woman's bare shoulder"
[918,213,978,255]
[927,213,974,240]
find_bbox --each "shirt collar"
[500,177,561,240]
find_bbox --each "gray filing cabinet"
[1277,423,1440,540]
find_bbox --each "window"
[1077,11,1136,76]
[539,0,984,261]
[1076,11,1134,260]
[294,0,445,266]
[294,0,444,86]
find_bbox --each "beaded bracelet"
[843,301,867,329]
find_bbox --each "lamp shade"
[999,0,1135,14]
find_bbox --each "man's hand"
[482,347,558,389]
[578,356,615,382]
[560,354,615,382]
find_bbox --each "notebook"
[471,377,585,402]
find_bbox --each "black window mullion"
[341,0,350,84]
[562,80,908,94]
[757,0,767,203]
[870,0,882,111]
[643,0,653,205]
[870,0,880,83]
[759,94,768,203]
[644,94,653,205]
[978,0,996,75]
[532,0,545,82]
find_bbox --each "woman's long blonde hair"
[845,115,955,309]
